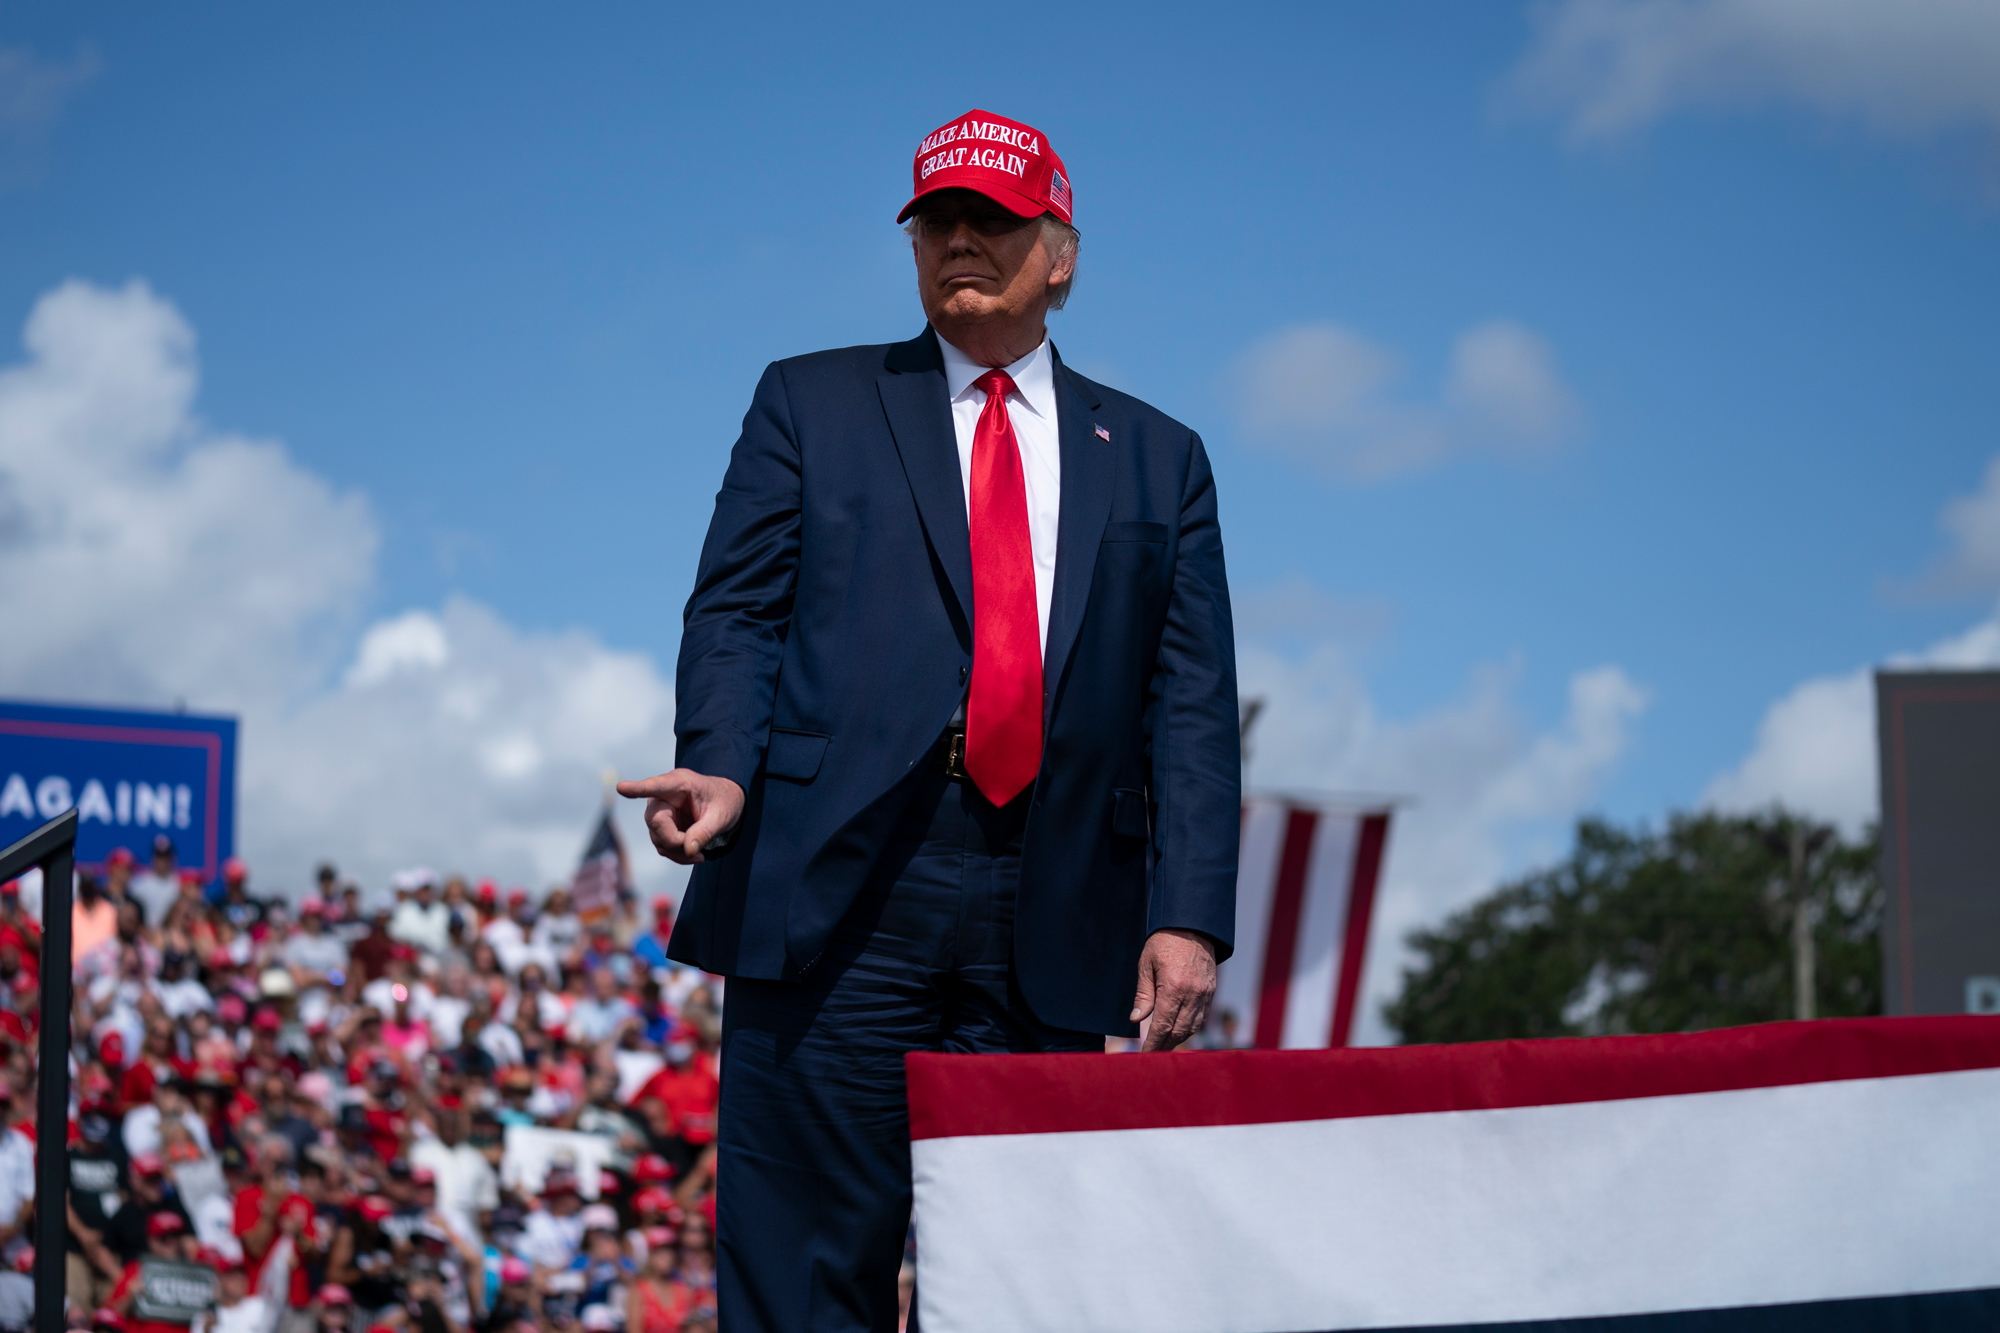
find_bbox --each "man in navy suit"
[619,109,1239,1332]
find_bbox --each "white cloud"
[1231,320,1582,481]
[254,598,680,895]
[1708,454,2000,830]
[0,280,684,898]
[1704,611,2000,833]
[347,611,451,687]
[1914,454,2000,595]
[1238,615,1649,1043]
[1508,0,2000,146]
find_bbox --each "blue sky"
[5,2,2000,1031]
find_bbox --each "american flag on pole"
[570,803,630,925]
[1215,798,1392,1049]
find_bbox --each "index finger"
[616,773,690,800]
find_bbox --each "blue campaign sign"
[0,699,237,878]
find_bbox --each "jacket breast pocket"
[765,729,829,782]
[1102,520,1168,544]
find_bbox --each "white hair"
[903,211,1081,311]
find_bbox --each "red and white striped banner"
[908,1017,2000,1332]
[1217,799,1391,1049]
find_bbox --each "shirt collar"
[937,331,1055,422]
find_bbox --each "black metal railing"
[0,809,74,1333]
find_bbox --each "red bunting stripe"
[906,1014,2000,1141]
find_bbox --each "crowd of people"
[0,831,741,1333]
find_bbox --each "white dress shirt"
[938,334,1061,655]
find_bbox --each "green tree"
[1385,811,1881,1046]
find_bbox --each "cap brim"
[897,179,1047,223]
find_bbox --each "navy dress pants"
[716,766,1102,1333]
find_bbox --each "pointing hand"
[616,770,746,865]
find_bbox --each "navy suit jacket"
[666,327,1239,1035]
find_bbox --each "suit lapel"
[1044,345,1110,706]
[877,329,974,624]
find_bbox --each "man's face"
[910,189,1069,335]
[152,851,174,876]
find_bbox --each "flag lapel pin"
[1094,425,1111,441]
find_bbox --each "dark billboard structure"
[1875,670,2000,1016]
[0,699,238,882]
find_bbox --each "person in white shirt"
[516,1173,586,1271]
[528,889,582,962]
[427,964,474,1050]
[408,1109,499,1248]
[282,899,350,985]
[190,1255,267,1333]
[125,835,182,928]
[122,1085,214,1161]
[0,1099,31,1235]
[154,952,214,1020]
[481,891,555,977]
[468,1003,524,1069]
[361,963,436,1023]
[389,873,452,956]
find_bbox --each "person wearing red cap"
[102,1154,194,1267]
[216,857,266,932]
[108,1211,215,1333]
[105,845,137,901]
[631,898,676,973]
[618,108,1239,1328]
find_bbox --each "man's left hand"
[1130,928,1217,1051]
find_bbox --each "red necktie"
[965,369,1042,806]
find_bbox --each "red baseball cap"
[223,857,248,883]
[107,848,135,868]
[632,1154,675,1185]
[899,109,1072,225]
[147,1211,186,1238]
